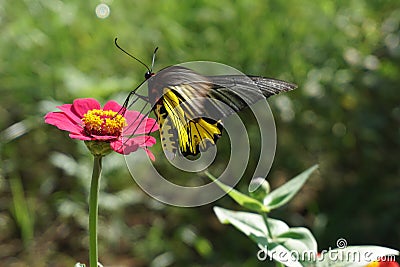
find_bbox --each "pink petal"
[69,133,92,140]
[145,118,159,133]
[144,148,156,161]
[124,110,144,121]
[110,135,156,156]
[123,111,145,133]
[122,135,156,147]
[103,100,124,113]
[110,139,139,155]
[124,116,158,135]
[57,104,82,124]
[109,140,123,154]
[138,135,157,147]
[45,112,83,133]
[71,98,101,118]
[89,134,118,141]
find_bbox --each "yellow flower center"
[82,109,126,136]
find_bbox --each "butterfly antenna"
[114,38,151,73]
[151,47,159,72]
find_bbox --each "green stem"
[262,213,273,239]
[262,213,284,267]
[89,156,102,267]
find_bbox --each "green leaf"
[276,228,318,253]
[316,246,399,267]
[205,172,270,212]
[10,175,34,246]
[214,207,319,267]
[264,165,318,210]
[213,207,291,239]
[259,227,317,267]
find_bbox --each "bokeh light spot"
[95,3,110,19]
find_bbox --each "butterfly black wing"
[148,66,297,118]
[205,75,297,117]
[148,66,211,108]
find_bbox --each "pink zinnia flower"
[44,98,158,160]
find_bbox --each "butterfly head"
[145,70,155,80]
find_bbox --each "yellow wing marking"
[161,88,223,156]
[186,118,222,154]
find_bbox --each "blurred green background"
[1,0,399,266]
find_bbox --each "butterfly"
[115,39,297,158]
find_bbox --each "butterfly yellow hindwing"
[155,88,223,157]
